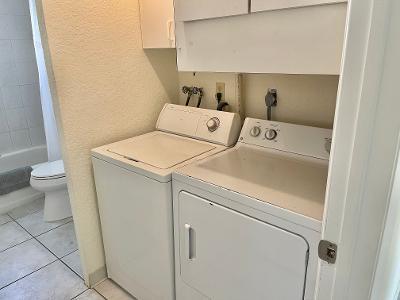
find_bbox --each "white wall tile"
[0,40,13,64]
[0,0,30,16]
[0,15,32,40]
[0,91,4,111]
[0,16,9,39]
[10,129,31,150]
[0,111,9,133]
[16,61,39,85]
[6,108,27,130]
[0,63,18,87]
[29,126,46,146]
[0,132,13,154]
[11,39,36,62]
[24,105,43,127]
[11,15,32,39]
[20,84,41,107]
[0,0,45,153]
[1,86,23,109]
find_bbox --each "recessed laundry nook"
[1,0,399,300]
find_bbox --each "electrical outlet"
[216,82,225,101]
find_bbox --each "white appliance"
[91,104,241,300]
[172,118,332,300]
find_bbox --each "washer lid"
[107,132,216,169]
[31,160,65,179]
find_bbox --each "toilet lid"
[31,160,66,179]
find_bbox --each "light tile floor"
[0,198,134,300]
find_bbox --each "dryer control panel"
[239,118,332,160]
[156,104,242,147]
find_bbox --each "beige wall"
[242,74,339,128]
[39,0,178,285]
[179,73,339,128]
[178,72,242,115]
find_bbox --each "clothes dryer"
[173,117,332,300]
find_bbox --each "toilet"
[30,160,72,222]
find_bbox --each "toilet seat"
[31,160,65,180]
[30,176,67,190]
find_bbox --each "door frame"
[317,0,400,298]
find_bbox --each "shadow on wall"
[144,49,179,103]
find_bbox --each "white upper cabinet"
[174,0,249,22]
[251,0,346,13]
[138,0,175,48]
[175,1,348,74]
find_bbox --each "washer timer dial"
[265,129,277,140]
[250,126,261,137]
[206,117,220,132]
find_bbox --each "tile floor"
[0,198,135,300]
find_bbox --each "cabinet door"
[176,2,346,74]
[251,0,346,13]
[178,191,309,300]
[139,0,175,48]
[174,0,249,22]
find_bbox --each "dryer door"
[178,191,309,300]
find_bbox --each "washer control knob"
[206,117,220,132]
[265,129,277,140]
[250,126,261,137]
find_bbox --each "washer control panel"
[156,104,242,147]
[240,118,332,160]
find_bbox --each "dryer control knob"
[250,126,261,137]
[206,117,220,132]
[265,129,277,140]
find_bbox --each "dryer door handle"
[184,224,196,260]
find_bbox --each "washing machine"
[91,104,241,300]
[172,117,332,300]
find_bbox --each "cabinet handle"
[184,224,195,260]
[167,19,175,47]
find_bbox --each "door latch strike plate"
[318,240,337,264]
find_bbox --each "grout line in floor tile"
[6,213,18,221]
[33,235,67,259]
[12,217,62,259]
[19,221,81,277]
[1,211,85,294]
[98,292,108,300]
[60,248,79,259]
[35,219,74,238]
[6,201,72,235]
[97,291,108,300]
[69,288,90,300]
[59,254,83,280]
[0,259,58,291]
[12,218,37,239]
[0,219,13,227]
[0,236,34,254]
[6,214,15,221]
[70,288,107,300]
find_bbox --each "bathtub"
[0,145,48,214]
